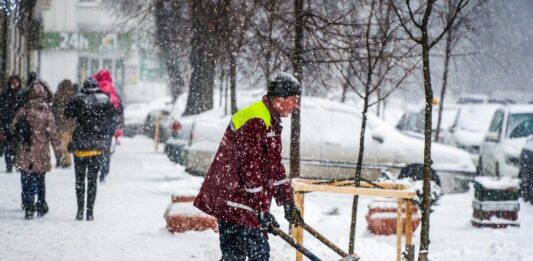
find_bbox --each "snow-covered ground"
[1,137,532,260]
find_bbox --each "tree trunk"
[183,0,215,116]
[219,66,225,107]
[0,10,8,88]
[229,51,237,114]
[419,41,433,261]
[434,30,453,142]
[165,59,185,102]
[376,89,382,117]
[290,0,304,178]
[154,0,185,103]
[348,89,370,254]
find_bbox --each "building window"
[90,58,99,76]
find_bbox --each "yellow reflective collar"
[231,101,271,132]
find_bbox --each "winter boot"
[76,209,84,221]
[99,174,106,183]
[25,206,35,220]
[36,202,49,217]
[86,209,93,221]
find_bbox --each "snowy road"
[1,137,532,260]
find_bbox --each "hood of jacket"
[28,83,49,101]
[93,69,120,110]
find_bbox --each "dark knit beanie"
[83,77,99,89]
[267,72,301,97]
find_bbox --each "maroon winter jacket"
[194,96,294,228]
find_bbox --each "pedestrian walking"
[0,75,24,173]
[65,77,116,221]
[52,79,77,167]
[194,72,304,260]
[93,69,123,183]
[10,81,63,219]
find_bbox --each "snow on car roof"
[457,104,500,132]
[507,104,533,114]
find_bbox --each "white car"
[480,105,533,177]
[123,96,172,137]
[396,104,461,143]
[445,104,500,155]
[183,97,476,192]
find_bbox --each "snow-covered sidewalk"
[1,136,532,260]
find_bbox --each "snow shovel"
[299,221,360,261]
[269,225,360,261]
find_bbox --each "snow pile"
[0,137,532,260]
[475,177,520,190]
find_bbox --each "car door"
[319,108,360,164]
[294,107,323,161]
[481,109,505,175]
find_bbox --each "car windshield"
[458,106,498,132]
[507,113,533,138]
[432,108,459,130]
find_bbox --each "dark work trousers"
[217,219,270,261]
[100,152,111,179]
[21,173,37,209]
[74,155,102,214]
[21,172,45,209]
[4,138,15,172]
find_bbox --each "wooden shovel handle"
[300,222,349,257]
[270,226,322,261]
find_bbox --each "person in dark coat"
[0,75,23,173]
[52,79,77,167]
[194,72,304,260]
[93,69,123,183]
[65,77,116,221]
[10,81,63,219]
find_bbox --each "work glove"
[258,212,280,233]
[284,203,304,226]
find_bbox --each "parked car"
[123,96,172,137]
[456,94,488,104]
[519,136,533,202]
[123,102,150,137]
[396,104,461,143]
[480,105,533,177]
[456,93,514,105]
[142,96,173,141]
[445,104,500,155]
[183,97,476,193]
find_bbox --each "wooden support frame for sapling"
[290,178,416,261]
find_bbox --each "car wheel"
[398,164,441,187]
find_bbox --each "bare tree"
[111,0,189,103]
[154,0,188,102]
[183,0,219,115]
[434,0,488,142]
[390,0,469,260]
[339,0,417,253]
[0,2,8,88]
[289,0,304,178]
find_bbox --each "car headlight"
[505,156,520,167]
